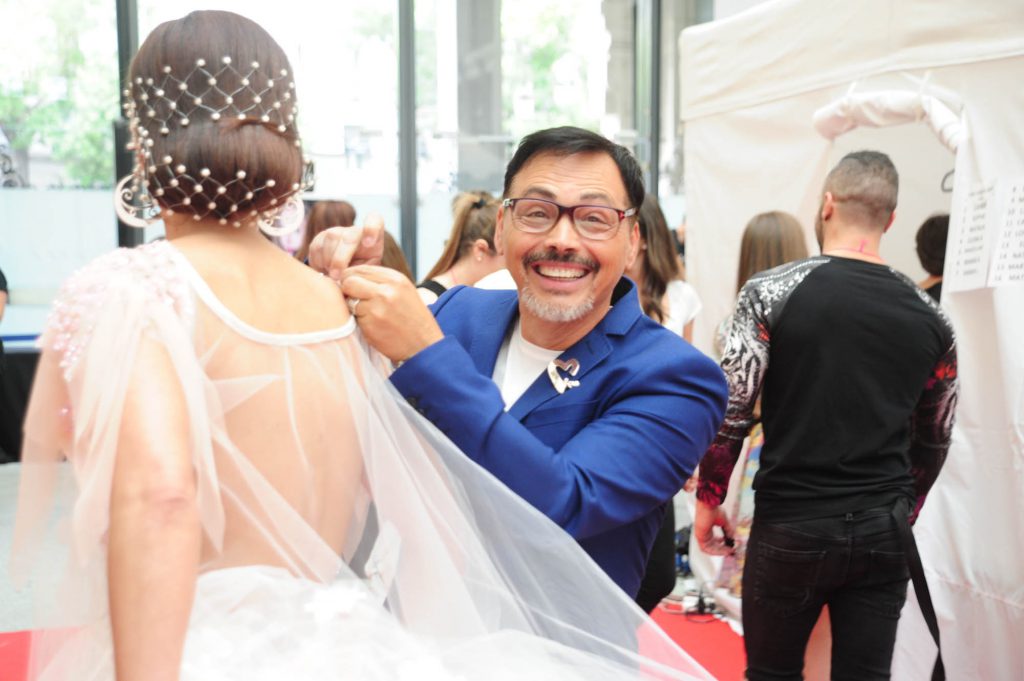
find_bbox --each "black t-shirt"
[698,256,958,522]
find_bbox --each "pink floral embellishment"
[44,241,193,382]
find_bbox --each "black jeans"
[742,505,910,681]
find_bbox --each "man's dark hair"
[916,213,950,276]
[503,126,645,210]
[823,150,899,229]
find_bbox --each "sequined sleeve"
[908,334,958,521]
[697,258,825,507]
[696,287,768,506]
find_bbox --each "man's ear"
[883,211,896,233]
[494,206,506,256]
[821,192,836,221]
[625,219,641,268]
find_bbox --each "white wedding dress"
[11,241,712,680]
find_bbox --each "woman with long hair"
[295,200,357,262]
[11,10,713,681]
[417,191,502,303]
[715,211,809,355]
[699,209,809,597]
[629,195,703,613]
[626,195,701,342]
[735,210,809,295]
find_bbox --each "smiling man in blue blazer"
[317,127,727,598]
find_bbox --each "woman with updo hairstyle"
[296,200,357,262]
[124,12,304,228]
[417,190,503,303]
[11,10,714,681]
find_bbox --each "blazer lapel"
[507,331,614,420]
[468,293,519,376]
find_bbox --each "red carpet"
[652,608,746,680]
[0,630,30,681]
[0,618,745,681]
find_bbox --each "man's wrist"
[392,333,445,367]
[695,481,725,508]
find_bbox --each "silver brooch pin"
[547,358,581,394]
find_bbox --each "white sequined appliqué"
[44,241,194,383]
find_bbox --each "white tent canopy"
[679,1,1024,679]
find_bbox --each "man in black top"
[695,151,958,681]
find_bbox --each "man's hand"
[308,214,386,281]
[694,499,735,556]
[340,265,444,363]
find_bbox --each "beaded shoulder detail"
[44,241,194,382]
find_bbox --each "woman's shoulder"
[282,256,350,324]
[666,278,699,302]
[65,240,178,281]
[54,240,191,313]
[665,278,702,326]
[44,241,194,379]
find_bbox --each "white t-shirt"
[662,280,702,337]
[474,268,517,290]
[492,319,561,409]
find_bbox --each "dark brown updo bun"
[126,10,303,224]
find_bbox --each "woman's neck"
[436,268,460,288]
[164,215,262,242]
[442,256,482,288]
[162,215,285,265]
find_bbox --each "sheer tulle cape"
[11,242,712,680]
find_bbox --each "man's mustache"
[522,250,599,270]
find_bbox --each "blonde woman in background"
[417,191,503,304]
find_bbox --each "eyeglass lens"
[511,199,620,238]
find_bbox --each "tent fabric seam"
[680,47,1024,121]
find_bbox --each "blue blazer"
[390,279,727,596]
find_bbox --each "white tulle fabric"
[11,241,712,680]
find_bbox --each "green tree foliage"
[0,0,117,188]
[501,0,603,139]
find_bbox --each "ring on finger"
[347,298,361,315]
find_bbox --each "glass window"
[0,0,120,342]
[414,0,635,281]
[658,0,713,237]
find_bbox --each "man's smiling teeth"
[536,265,586,279]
